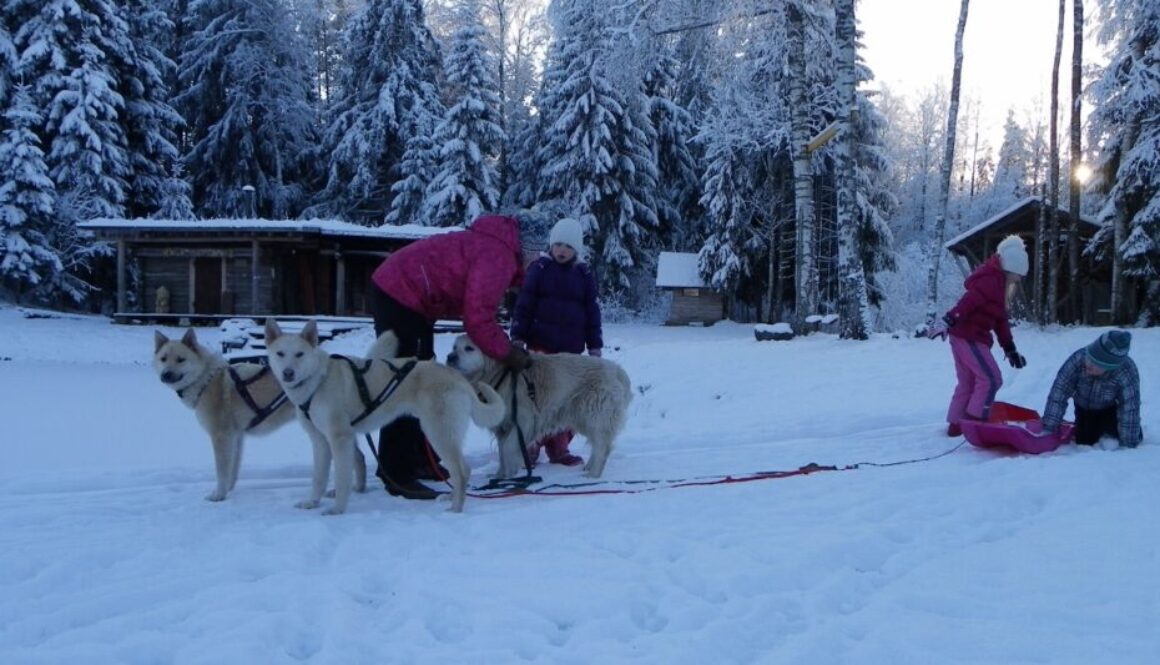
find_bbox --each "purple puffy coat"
[511,256,602,354]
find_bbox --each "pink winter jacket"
[946,254,1015,352]
[371,215,525,360]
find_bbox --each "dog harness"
[298,355,417,427]
[228,365,289,430]
[473,367,542,491]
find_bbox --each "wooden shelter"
[943,197,1110,323]
[656,252,725,325]
[79,219,451,324]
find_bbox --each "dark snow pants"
[1073,406,1118,446]
[367,283,437,485]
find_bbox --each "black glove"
[1005,348,1027,369]
[502,343,532,371]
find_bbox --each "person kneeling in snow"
[1041,330,1142,448]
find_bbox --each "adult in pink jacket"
[928,235,1029,437]
[368,214,541,500]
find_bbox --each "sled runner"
[961,401,1074,454]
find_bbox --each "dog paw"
[295,499,320,510]
[321,506,346,516]
[204,491,227,502]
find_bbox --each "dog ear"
[154,330,168,353]
[264,318,282,343]
[181,328,200,354]
[302,320,319,347]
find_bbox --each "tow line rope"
[463,439,969,500]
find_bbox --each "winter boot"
[545,430,583,466]
[384,476,441,500]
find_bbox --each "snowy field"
[1,304,1157,664]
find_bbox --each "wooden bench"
[219,316,372,363]
[219,316,466,363]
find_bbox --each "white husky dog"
[153,328,297,501]
[264,320,505,514]
[446,334,632,479]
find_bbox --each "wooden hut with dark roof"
[943,197,1110,324]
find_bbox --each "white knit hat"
[996,235,1029,276]
[549,218,585,259]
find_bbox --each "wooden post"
[334,245,346,316]
[251,240,260,314]
[116,239,127,314]
[220,256,231,314]
[188,257,196,313]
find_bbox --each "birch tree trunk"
[788,2,818,327]
[1047,0,1065,325]
[1067,0,1084,323]
[924,0,969,324]
[834,0,871,339]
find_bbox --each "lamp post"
[241,184,256,218]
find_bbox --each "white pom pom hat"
[996,235,1029,276]
[549,218,586,260]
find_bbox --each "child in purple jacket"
[511,217,604,466]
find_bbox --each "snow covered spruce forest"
[1,0,1158,330]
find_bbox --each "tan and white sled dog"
[153,328,298,501]
[447,335,632,479]
[264,320,505,514]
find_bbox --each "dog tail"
[469,382,506,429]
[367,330,399,360]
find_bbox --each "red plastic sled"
[960,401,1074,454]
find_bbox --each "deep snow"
[1,305,1157,664]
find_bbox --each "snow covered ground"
[1,304,1157,664]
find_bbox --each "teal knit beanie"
[1085,330,1131,370]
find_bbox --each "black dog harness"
[228,365,289,430]
[298,355,417,426]
[475,367,542,491]
[176,364,288,431]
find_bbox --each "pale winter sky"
[859,0,1092,148]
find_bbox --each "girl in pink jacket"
[929,235,1029,436]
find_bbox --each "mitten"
[925,314,955,341]
[1005,347,1027,369]
[1022,419,1048,437]
[502,343,532,371]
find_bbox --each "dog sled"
[960,401,1074,454]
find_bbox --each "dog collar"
[177,366,221,407]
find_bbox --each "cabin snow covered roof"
[78,218,456,240]
[656,252,709,288]
[943,197,1098,250]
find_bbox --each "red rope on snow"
[464,440,968,500]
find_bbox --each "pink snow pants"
[947,334,1003,424]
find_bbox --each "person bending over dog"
[1041,330,1142,448]
[367,213,543,500]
